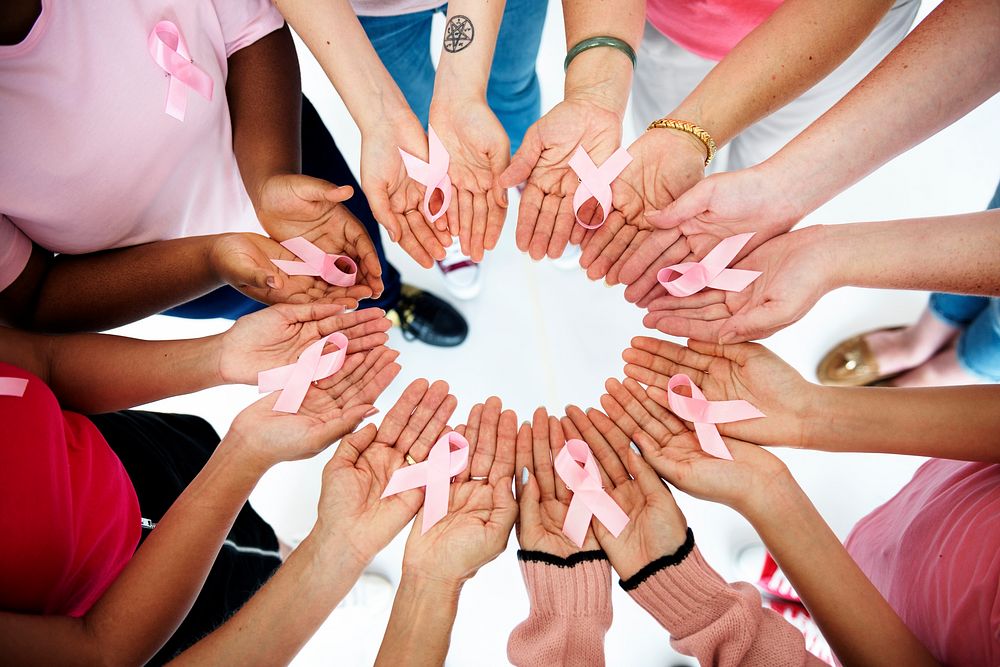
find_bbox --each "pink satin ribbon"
[271,237,357,288]
[568,146,633,229]
[666,374,765,460]
[0,377,28,397]
[257,333,348,413]
[381,432,470,534]
[399,126,452,224]
[554,439,630,547]
[657,232,761,298]
[148,21,214,121]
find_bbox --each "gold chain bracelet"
[646,118,717,167]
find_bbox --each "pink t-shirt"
[645,0,784,61]
[0,0,283,291]
[845,459,1000,665]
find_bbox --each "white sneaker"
[436,244,482,300]
[553,244,582,271]
[335,571,395,614]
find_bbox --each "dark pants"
[89,410,281,665]
[166,96,401,320]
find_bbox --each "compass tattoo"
[443,15,474,53]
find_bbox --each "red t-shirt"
[0,363,140,617]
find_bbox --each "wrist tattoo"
[443,15,474,53]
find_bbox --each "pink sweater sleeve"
[506,551,612,667]
[624,538,826,667]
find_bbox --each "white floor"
[111,1,1000,664]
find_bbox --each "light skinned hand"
[360,114,454,268]
[429,100,510,262]
[623,336,812,447]
[227,346,400,471]
[254,173,384,299]
[402,397,518,585]
[218,303,391,385]
[500,97,623,261]
[642,225,831,343]
[559,407,689,580]
[513,407,600,558]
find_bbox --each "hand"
[209,232,368,308]
[254,173,384,300]
[599,377,791,518]
[577,128,704,291]
[402,397,518,585]
[360,114,453,268]
[642,225,832,343]
[623,337,813,447]
[500,97,623,260]
[429,100,510,262]
[227,345,401,470]
[312,381,463,564]
[513,407,600,558]
[218,302,391,385]
[559,406,689,580]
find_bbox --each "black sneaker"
[387,284,468,347]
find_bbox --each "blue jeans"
[927,181,1000,381]
[358,0,546,152]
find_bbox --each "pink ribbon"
[398,126,452,224]
[657,232,761,298]
[568,146,633,229]
[0,377,28,397]
[381,432,470,534]
[148,21,214,121]
[666,374,765,460]
[554,439,630,547]
[271,237,357,288]
[257,333,348,413]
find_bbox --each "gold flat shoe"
[816,327,905,387]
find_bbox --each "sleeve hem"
[619,527,695,591]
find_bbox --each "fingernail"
[629,442,641,456]
[364,407,379,418]
[521,467,529,485]
[501,188,509,205]
[266,277,278,288]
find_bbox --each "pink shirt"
[645,0,784,61]
[846,459,1000,666]
[0,0,282,291]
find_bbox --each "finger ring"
[470,475,488,481]
[405,454,417,466]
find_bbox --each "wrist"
[217,430,274,481]
[739,463,804,527]
[398,568,464,603]
[564,49,633,118]
[356,88,416,138]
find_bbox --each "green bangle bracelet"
[564,36,637,72]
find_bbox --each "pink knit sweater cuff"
[626,543,745,638]
[518,551,613,618]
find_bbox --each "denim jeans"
[358,0,546,152]
[927,181,1000,381]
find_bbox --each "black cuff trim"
[517,549,608,568]
[619,528,696,591]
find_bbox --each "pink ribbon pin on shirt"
[271,237,357,288]
[257,333,348,414]
[657,232,761,298]
[148,20,214,121]
[398,126,452,224]
[554,439,630,547]
[666,374,765,460]
[0,377,28,397]
[568,146,633,229]
[381,431,470,534]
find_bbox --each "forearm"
[274,0,413,136]
[767,0,1000,214]
[227,25,302,211]
[744,480,938,667]
[669,0,893,146]
[821,211,1000,294]
[0,327,224,414]
[561,0,644,115]
[433,1,506,104]
[802,384,1000,462]
[0,439,264,666]
[0,236,223,333]
[169,535,366,666]
[375,574,461,666]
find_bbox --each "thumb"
[333,423,378,465]
[500,125,542,188]
[367,186,403,244]
[718,306,784,344]
[647,178,714,229]
[289,174,348,203]
[624,435,669,496]
[323,403,377,445]
[324,184,355,203]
